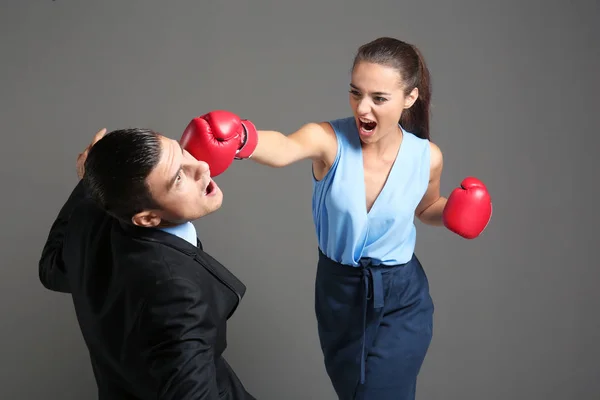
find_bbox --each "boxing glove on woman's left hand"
[442,177,492,239]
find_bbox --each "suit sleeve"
[38,180,88,293]
[138,277,221,400]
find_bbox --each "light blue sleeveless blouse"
[312,117,431,266]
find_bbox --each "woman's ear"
[404,87,419,109]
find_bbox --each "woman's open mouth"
[358,117,377,135]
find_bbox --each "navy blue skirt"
[315,249,434,400]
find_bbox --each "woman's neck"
[362,126,403,159]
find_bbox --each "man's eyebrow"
[349,83,390,96]
[168,166,182,190]
[167,143,185,190]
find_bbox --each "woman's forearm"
[417,196,447,226]
[250,130,300,167]
[250,124,328,168]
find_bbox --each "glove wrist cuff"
[235,120,258,159]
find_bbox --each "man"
[39,127,256,400]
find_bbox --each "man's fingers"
[80,128,106,161]
[76,128,107,179]
[92,128,107,145]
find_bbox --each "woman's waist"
[317,246,415,274]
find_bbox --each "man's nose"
[194,160,210,180]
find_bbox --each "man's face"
[133,135,223,227]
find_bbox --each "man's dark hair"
[83,128,162,223]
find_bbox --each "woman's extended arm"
[250,122,337,168]
[180,110,337,176]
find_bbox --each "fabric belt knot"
[359,259,384,385]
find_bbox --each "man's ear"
[404,87,419,109]
[131,210,162,228]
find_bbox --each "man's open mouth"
[203,180,215,196]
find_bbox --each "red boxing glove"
[180,110,258,177]
[442,177,492,239]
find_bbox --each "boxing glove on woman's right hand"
[180,110,258,177]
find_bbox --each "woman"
[182,36,492,400]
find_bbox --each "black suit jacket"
[39,181,256,400]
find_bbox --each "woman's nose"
[356,98,370,115]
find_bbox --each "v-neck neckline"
[358,127,405,217]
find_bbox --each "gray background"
[1,0,598,399]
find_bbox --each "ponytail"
[400,45,431,140]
